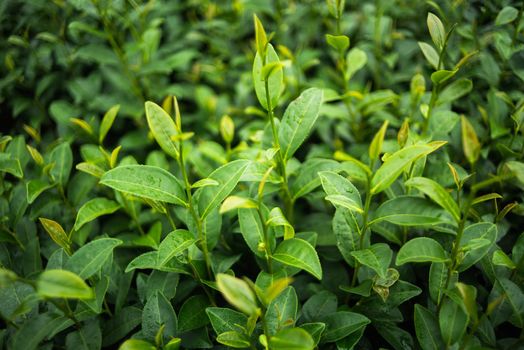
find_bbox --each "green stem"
[423,25,454,134]
[178,140,212,279]
[471,173,513,193]
[264,78,293,223]
[164,205,177,231]
[256,200,273,273]
[122,195,145,235]
[260,311,271,350]
[352,180,373,287]
[422,85,439,134]
[438,178,477,310]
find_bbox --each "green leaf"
[12,313,70,350]
[429,262,457,304]
[216,331,250,348]
[265,286,298,335]
[438,79,472,105]
[253,14,268,56]
[492,249,516,269]
[206,307,248,335]
[0,154,23,178]
[65,238,122,279]
[49,142,73,186]
[157,229,195,266]
[196,159,250,219]
[178,295,210,332]
[472,192,502,205]
[505,160,524,184]
[350,243,392,279]
[326,34,349,52]
[325,194,363,214]
[125,251,188,274]
[119,339,156,350]
[418,42,439,70]
[498,278,524,327]
[39,218,72,255]
[261,62,284,81]
[239,207,267,258]
[102,306,143,346]
[321,311,370,343]
[219,195,257,214]
[374,322,415,350]
[326,0,345,18]
[439,298,468,346]
[369,120,388,162]
[99,104,120,144]
[269,328,315,350]
[414,304,445,350]
[427,13,445,49]
[371,196,455,227]
[266,207,294,239]
[273,238,322,280]
[298,323,325,346]
[66,319,102,350]
[301,291,338,323]
[142,291,177,342]
[430,69,457,85]
[458,222,497,271]
[405,177,460,222]
[37,269,93,299]
[26,179,54,204]
[371,143,443,194]
[216,274,258,315]
[74,197,120,231]
[332,209,361,265]
[461,115,480,165]
[396,237,449,265]
[100,165,186,205]
[291,159,340,200]
[253,44,283,111]
[496,6,519,25]
[145,101,180,159]
[76,162,104,178]
[319,171,362,212]
[278,88,324,160]
[456,282,478,324]
[345,48,367,81]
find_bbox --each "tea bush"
[1,1,523,349]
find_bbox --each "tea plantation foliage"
[1,1,524,349]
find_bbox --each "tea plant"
[0,1,523,349]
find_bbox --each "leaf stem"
[352,179,373,287]
[177,137,212,279]
[164,205,177,231]
[264,77,294,223]
[122,195,145,235]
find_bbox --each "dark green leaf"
[273,238,322,280]
[65,238,122,279]
[196,159,250,219]
[414,304,445,350]
[100,165,186,205]
[396,237,449,265]
[278,88,324,160]
[321,311,370,343]
[37,269,93,299]
[74,197,120,231]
